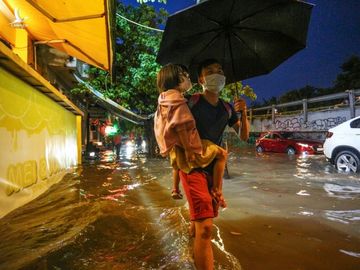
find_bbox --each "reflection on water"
[324,183,360,199]
[0,146,359,269]
[339,249,360,258]
[212,224,241,270]
[296,189,311,196]
[324,210,360,224]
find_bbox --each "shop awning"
[2,0,115,72]
[0,41,83,116]
[74,74,148,125]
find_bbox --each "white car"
[323,116,360,173]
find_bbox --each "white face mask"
[202,74,226,93]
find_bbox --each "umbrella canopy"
[157,0,313,84]
[1,0,115,72]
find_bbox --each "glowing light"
[95,141,103,146]
[10,8,26,28]
[126,140,134,146]
[297,143,309,148]
[296,190,310,196]
[105,125,117,135]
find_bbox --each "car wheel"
[335,150,360,173]
[256,145,264,153]
[286,147,296,155]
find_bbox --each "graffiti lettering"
[5,158,62,196]
[38,158,47,180]
[6,160,37,195]
[275,116,346,131]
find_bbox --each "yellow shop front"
[0,0,114,217]
[0,43,83,217]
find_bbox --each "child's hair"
[157,63,189,93]
[197,58,221,78]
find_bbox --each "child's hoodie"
[154,89,202,156]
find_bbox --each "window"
[350,118,360,128]
[273,134,280,139]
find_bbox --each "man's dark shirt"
[189,95,238,146]
[188,94,238,174]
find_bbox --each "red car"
[255,131,323,155]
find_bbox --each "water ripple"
[324,209,360,224]
[324,183,360,199]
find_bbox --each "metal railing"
[249,89,360,124]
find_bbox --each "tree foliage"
[221,82,257,102]
[72,3,258,116]
[71,3,167,115]
[112,4,167,115]
[334,55,360,91]
[278,85,320,104]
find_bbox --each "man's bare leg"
[194,218,213,270]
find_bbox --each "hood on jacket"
[158,89,187,107]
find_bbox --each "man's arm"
[231,120,241,135]
[232,98,249,141]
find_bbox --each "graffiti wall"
[252,107,359,133]
[274,116,347,131]
[0,67,79,217]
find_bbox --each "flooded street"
[0,144,359,270]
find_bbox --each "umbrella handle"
[234,83,241,135]
[237,112,242,136]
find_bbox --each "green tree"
[72,3,167,116]
[112,3,167,115]
[221,81,257,102]
[334,55,360,91]
[278,85,320,104]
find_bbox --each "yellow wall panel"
[0,67,78,217]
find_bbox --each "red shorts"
[179,170,218,221]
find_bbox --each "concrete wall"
[0,67,79,218]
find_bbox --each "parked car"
[255,131,323,155]
[323,116,360,173]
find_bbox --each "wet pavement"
[0,143,359,270]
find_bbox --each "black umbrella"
[157,0,313,84]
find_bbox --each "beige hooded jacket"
[154,89,202,157]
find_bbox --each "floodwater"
[0,143,359,270]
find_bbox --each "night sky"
[121,0,360,100]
